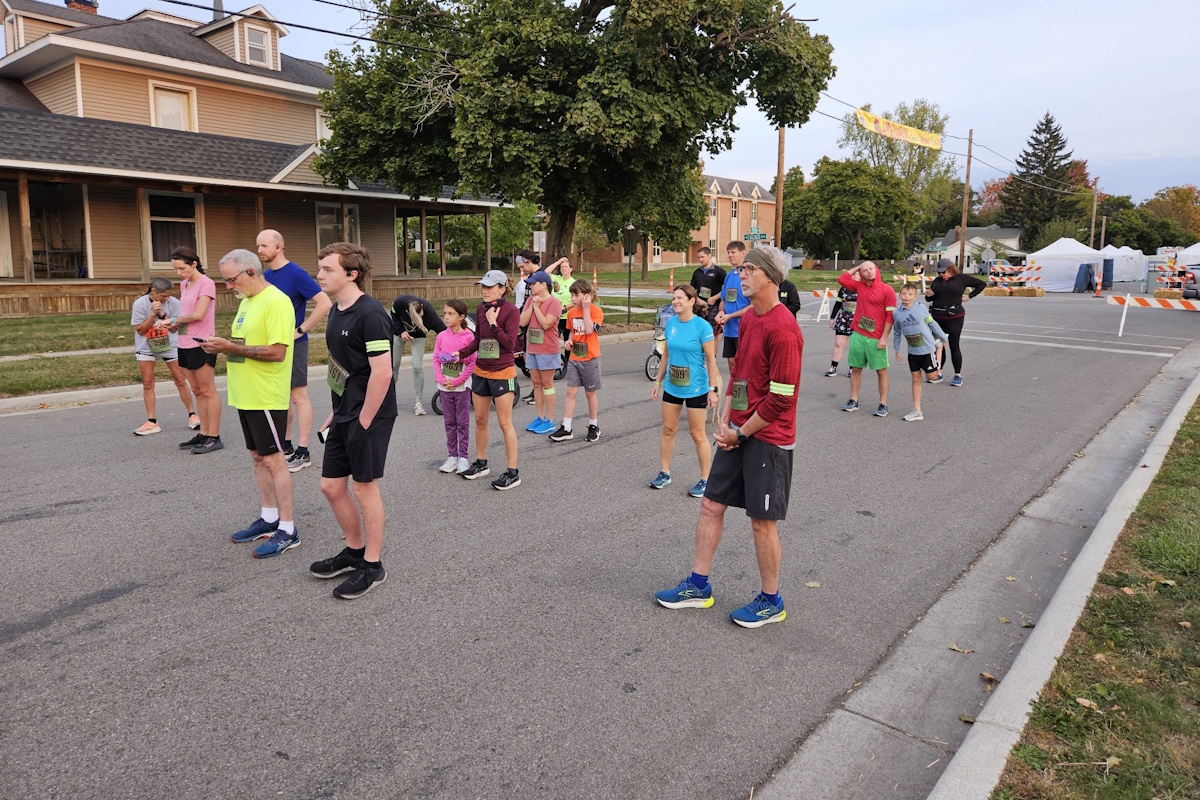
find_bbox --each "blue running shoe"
[252,529,300,559]
[841,399,859,412]
[950,375,963,387]
[655,577,713,609]
[534,417,558,434]
[649,471,672,490]
[232,517,278,543]
[525,416,545,432]
[730,593,786,628]
[688,479,708,498]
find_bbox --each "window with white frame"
[316,202,360,251]
[148,192,200,266]
[244,24,271,67]
[710,197,717,216]
[317,112,332,143]
[652,240,661,257]
[152,85,194,132]
[751,202,758,223]
[731,201,738,219]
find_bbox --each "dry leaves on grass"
[1074,697,1103,713]
[1121,587,1137,595]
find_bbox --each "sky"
[99,0,1200,203]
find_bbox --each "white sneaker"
[456,457,471,474]
[903,410,924,422]
[438,456,458,473]
[414,402,427,416]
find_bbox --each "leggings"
[937,316,965,374]
[441,389,471,459]
[392,335,427,402]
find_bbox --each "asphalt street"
[1,292,1197,799]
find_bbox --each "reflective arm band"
[769,381,796,397]
[365,339,391,353]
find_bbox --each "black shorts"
[663,391,708,409]
[704,436,794,520]
[177,346,217,371]
[722,336,739,359]
[908,352,941,374]
[291,337,309,388]
[238,408,289,456]
[322,416,395,483]
[472,374,516,398]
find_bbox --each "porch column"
[255,194,264,232]
[401,215,409,276]
[419,208,428,278]
[136,187,150,282]
[438,214,446,274]
[17,172,33,283]
[483,208,491,274]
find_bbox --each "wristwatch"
[735,427,748,443]
[296,326,305,335]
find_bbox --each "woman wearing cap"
[455,270,523,490]
[926,258,987,387]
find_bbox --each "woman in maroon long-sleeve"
[455,270,523,490]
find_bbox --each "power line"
[943,150,1091,196]
[305,0,462,34]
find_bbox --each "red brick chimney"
[66,1,99,14]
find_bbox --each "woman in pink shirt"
[169,247,223,454]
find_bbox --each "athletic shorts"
[291,337,309,388]
[136,350,177,362]
[177,346,217,371]
[663,390,707,409]
[908,352,941,374]
[322,416,395,483]
[566,358,601,391]
[472,374,516,398]
[238,408,289,456]
[848,331,888,371]
[527,352,560,372]
[722,336,739,359]
[704,436,794,521]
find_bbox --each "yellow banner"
[856,109,942,150]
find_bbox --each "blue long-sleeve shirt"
[892,302,948,355]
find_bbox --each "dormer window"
[244,24,271,67]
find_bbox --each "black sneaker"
[191,436,224,454]
[524,391,535,405]
[586,424,600,442]
[548,425,573,442]
[491,469,521,491]
[310,548,365,579]
[460,459,490,480]
[179,433,206,449]
[283,441,295,457]
[333,564,386,599]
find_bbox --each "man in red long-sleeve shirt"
[838,261,896,416]
[655,246,803,629]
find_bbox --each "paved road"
[1,294,1196,799]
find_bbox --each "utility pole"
[1100,215,1108,249]
[958,129,973,271]
[774,126,785,247]
[1088,191,1099,248]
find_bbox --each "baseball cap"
[529,270,552,287]
[476,270,509,287]
[935,258,954,273]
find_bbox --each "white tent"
[1099,244,1145,282]
[1026,238,1102,291]
[1117,246,1147,280]
[1177,242,1200,267]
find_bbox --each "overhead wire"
[305,0,462,34]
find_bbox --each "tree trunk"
[546,206,577,260]
[640,232,650,280]
[851,227,865,261]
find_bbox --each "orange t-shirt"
[566,304,604,361]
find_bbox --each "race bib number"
[905,333,925,347]
[699,287,711,300]
[858,316,877,333]
[724,287,737,304]
[669,364,690,387]
[731,379,749,411]
[227,337,246,363]
[442,361,463,379]
[326,354,349,396]
[178,321,188,336]
[147,327,171,353]
[527,327,545,346]
[479,338,500,360]
[843,301,857,314]
[572,340,589,359]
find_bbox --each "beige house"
[0,0,498,313]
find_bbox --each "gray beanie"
[742,245,790,286]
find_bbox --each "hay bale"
[982,287,1012,297]
[1155,289,1183,300]
[1013,287,1045,298]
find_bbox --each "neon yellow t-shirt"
[551,276,573,319]
[226,284,294,410]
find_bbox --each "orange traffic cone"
[669,268,674,292]
[593,266,598,288]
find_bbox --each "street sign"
[743,233,769,241]
[532,231,546,252]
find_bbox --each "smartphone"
[317,427,329,444]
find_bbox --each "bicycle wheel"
[431,390,443,416]
[645,353,660,381]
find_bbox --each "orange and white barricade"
[1108,293,1200,337]
[812,288,837,321]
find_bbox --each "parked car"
[1182,270,1198,300]
[982,258,1015,272]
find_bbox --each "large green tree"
[1141,185,1200,242]
[999,112,1078,248]
[792,157,915,260]
[315,0,835,259]
[837,98,956,191]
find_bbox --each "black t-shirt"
[778,279,802,316]
[690,266,727,318]
[327,294,399,423]
[391,295,447,338]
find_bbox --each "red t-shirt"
[727,302,803,447]
[838,272,896,340]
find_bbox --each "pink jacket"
[433,327,477,389]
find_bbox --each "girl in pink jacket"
[433,299,477,473]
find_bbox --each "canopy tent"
[1177,242,1200,267]
[1026,238,1102,291]
[1100,244,1146,281]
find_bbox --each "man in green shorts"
[837,261,897,417]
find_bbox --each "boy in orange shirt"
[549,279,604,443]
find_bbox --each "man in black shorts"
[308,242,398,599]
[655,246,803,629]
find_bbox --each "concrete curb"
[926,362,1200,799]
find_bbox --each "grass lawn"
[991,400,1200,800]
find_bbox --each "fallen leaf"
[1020,621,1036,629]
[804,581,820,589]
[1110,705,1121,711]
[1179,621,1193,629]
[948,644,974,655]
[959,713,975,724]
[1075,697,1101,712]
[998,616,1011,624]
[37,403,47,409]
[981,672,1000,683]
[1093,653,1108,662]
[1005,576,1016,582]
[1159,579,1177,587]
[1121,587,1136,595]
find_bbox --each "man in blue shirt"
[715,240,751,373]
[257,229,332,472]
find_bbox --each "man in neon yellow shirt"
[200,248,299,558]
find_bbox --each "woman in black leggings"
[926,258,987,387]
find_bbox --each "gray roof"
[3,0,121,26]
[0,77,48,111]
[704,174,776,202]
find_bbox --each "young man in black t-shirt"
[690,247,727,328]
[309,242,399,599]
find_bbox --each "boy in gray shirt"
[891,282,949,422]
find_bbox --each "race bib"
[724,287,737,304]
[527,327,545,345]
[326,354,348,396]
[178,321,188,336]
[479,338,500,360]
[227,337,246,364]
[858,316,877,333]
[731,379,749,411]
[442,361,463,379]
[699,287,711,300]
[147,327,171,353]
[669,364,690,387]
[572,340,589,359]
[905,333,925,347]
[843,301,857,314]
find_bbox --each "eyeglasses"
[736,264,759,275]
[222,269,248,285]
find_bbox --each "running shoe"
[438,456,459,473]
[525,416,545,432]
[822,367,838,377]
[232,517,278,543]
[873,404,888,417]
[649,471,672,490]
[134,421,161,436]
[310,547,365,579]
[903,410,924,422]
[333,564,386,599]
[730,593,786,628]
[179,433,206,449]
[524,391,535,405]
[456,457,470,474]
[688,479,708,498]
[287,451,312,473]
[950,376,963,387]
[191,436,224,454]
[492,469,521,491]
[415,402,427,416]
[655,577,714,609]
[460,460,490,480]
[927,374,944,384]
[188,412,201,430]
[535,418,558,434]
[841,399,859,412]
[253,529,301,559]
[586,424,600,442]
[283,441,294,457]
[548,425,573,442]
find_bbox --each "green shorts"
[848,331,888,371]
